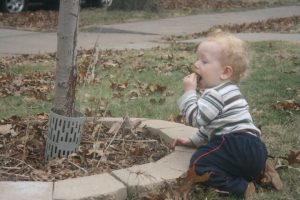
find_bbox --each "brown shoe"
[261,160,283,190]
[244,182,255,199]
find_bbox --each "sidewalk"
[0,6,299,57]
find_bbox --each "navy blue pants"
[190,132,267,197]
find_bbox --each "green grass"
[238,41,300,200]
[1,41,299,199]
[4,63,52,75]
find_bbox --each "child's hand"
[172,137,193,148]
[183,73,197,91]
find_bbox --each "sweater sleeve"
[178,89,224,127]
[177,89,224,146]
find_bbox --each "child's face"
[194,41,225,89]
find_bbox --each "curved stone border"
[0,118,197,200]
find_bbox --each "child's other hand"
[183,73,197,91]
[172,137,193,148]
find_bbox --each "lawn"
[0,40,299,199]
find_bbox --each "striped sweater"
[178,81,261,147]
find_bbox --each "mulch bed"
[0,114,171,181]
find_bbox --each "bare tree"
[53,0,80,117]
[45,0,83,161]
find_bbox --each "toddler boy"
[173,30,282,198]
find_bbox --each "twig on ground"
[95,102,111,142]
[0,171,31,180]
[0,166,22,170]
[0,155,37,171]
[85,36,100,85]
[22,118,31,160]
[96,119,124,167]
[102,138,159,143]
[67,160,88,174]
[104,120,124,153]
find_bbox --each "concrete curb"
[53,173,127,200]
[0,181,53,200]
[0,118,197,200]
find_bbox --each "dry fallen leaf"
[286,150,300,165]
[166,168,212,200]
[87,148,104,157]
[107,122,122,135]
[272,100,300,110]
[179,168,212,184]
[0,124,15,136]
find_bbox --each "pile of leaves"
[203,15,300,34]
[0,11,58,31]
[0,71,54,99]
[0,53,55,69]
[165,16,300,41]
[0,54,56,101]
[0,114,171,181]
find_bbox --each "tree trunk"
[53,0,80,117]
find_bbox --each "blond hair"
[205,29,249,82]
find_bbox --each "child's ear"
[220,65,233,80]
